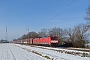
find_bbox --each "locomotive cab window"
[51,36,58,40]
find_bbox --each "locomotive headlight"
[51,40,58,43]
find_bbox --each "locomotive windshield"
[51,36,58,40]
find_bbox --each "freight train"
[13,36,59,46]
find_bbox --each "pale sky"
[0,0,90,40]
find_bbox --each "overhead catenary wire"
[50,0,76,21]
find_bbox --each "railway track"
[12,44,46,60]
[66,48,90,52]
[23,44,90,57]
[15,44,90,60]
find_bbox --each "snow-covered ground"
[0,43,46,60]
[0,43,90,60]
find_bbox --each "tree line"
[14,5,90,48]
[14,23,90,48]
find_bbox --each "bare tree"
[85,5,90,20]
[74,24,90,48]
[38,28,48,37]
[18,31,39,40]
[48,27,63,36]
[20,34,27,39]
[48,27,65,44]
[65,28,76,47]
[27,31,39,38]
[66,24,90,48]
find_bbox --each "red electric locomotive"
[32,36,58,46]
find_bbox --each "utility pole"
[5,27,8,41]
[26,28,29,44]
